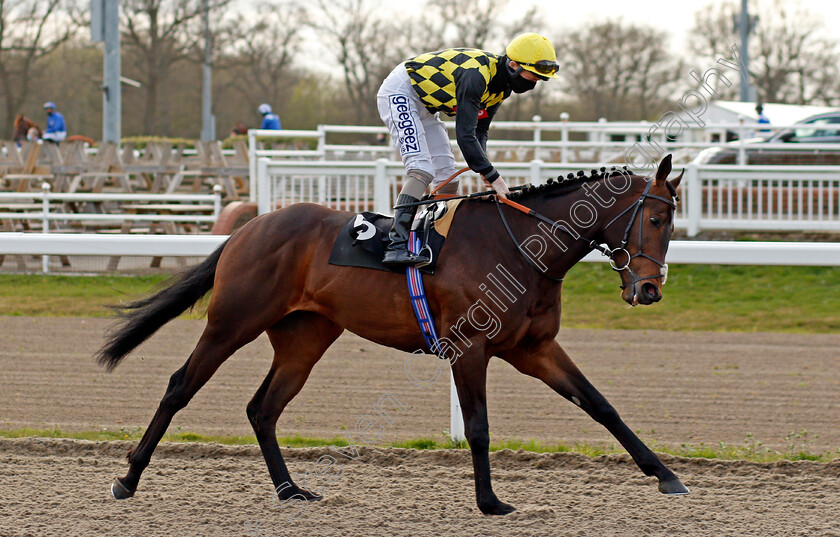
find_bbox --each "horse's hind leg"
[246,311,343,502]
[111,324,251,499]
[502,339,689,495]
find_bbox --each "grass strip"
[2,427,836,463]
[0,265,838,332]
[561,263,840,333]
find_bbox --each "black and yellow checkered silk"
[404,49,506,115]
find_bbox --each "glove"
[490,177,510,199]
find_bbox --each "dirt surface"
[1,316,840,536]
[1,316,839,452]
[2,438,840,537]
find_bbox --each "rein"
[430,167,471,196]
[493,180,677,293]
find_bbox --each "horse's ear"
[655,154,672,183]
[669,168,684,190]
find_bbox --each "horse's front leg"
[450,351,515,515]
[502,339,689,495]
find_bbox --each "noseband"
[602,180,677,294]
[494,179,677,292]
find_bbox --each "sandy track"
[2,317,840,535]
[1,317,838,452]
[2,438,840,537]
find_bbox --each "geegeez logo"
[389,95,420,154]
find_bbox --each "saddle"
[328,199,462,274]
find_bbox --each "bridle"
[494,177,678,297]
[601,179,677,296]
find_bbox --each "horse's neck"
[521,188,607,275]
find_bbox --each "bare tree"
[309,0,447,123]
[555,20,682,121]
[0,0,75,137]
[121,0,230,134]
[427,0,500,49]
[218,0,306,118]
[426,0,542,51]
[689,0,840,105]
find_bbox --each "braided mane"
[506,166,637,202]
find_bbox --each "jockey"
[42,102,67,143]
[258,103,282,130]
[377,33,559,267]
[755,103,771,134]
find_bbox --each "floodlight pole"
[103,0,121,143]
[200,0,215,141]
[738,0,753,102]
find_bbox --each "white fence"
[2,234,839,266]
[246,120,840,192]
[680,164,840,236]
[0,185,222,272]
[0,185,222,229]
[255,158,840,236]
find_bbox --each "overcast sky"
[502,0,840,44]
[300,0,840,90]
[374,0,840,53]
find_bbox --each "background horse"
[99,155,686,515]
[12,115,41,143]
[231,121,249,136]
[66,134,97,146]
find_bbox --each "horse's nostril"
[642,282,660,301]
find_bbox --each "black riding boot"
[382,194,431,267]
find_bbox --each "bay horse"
[98,155,687,515]
[12,114,41,143]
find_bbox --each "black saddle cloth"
[328,203,449,274]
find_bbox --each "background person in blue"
[756,103,771,133]
[258,103,281,130]
[42,102,67,143]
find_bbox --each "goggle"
[517,59,559,76]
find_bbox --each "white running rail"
[256,158,840,236]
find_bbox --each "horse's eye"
[650,217,662,228]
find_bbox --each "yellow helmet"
[505,33,559,79]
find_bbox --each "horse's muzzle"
[621,278,662,306]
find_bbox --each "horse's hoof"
[478,500,516,515]
[659,478,690,495]
[299,489,323,502]
[110,477,135,500]
[278,486,322,502]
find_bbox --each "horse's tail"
[96,239,228,371]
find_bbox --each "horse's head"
[600,155,682,306]
[13,115,26,141]
[13,115,40,142]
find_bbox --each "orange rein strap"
[497,196,535,215]
[429,167,471,196]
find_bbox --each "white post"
[212,184,222,220]
[532,114,542,160]
[737,117,747,166]
[598,117,607,161]
[257,158,271,215]
[449,369,465,444]
[41,182,51,273]
[317,124,326,160]
[530,159,543,185]
[559,112,569,164]
[687,163,701,237]
[374,158,390,215]
[248,130,257,202]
